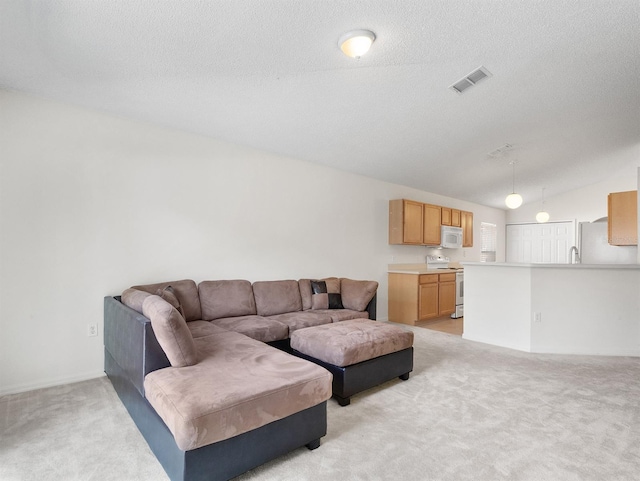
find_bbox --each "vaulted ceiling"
[1,1,639,208]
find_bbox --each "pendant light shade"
[505,160,523,209]
[505,193,523,209]
[536,210,550,223]
[536,187,550,223]
[338,30,375,58]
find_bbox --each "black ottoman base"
[291,347,413,406]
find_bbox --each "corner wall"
[0,90,505,395]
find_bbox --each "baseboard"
[0,371,106,396]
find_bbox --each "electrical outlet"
[533,312,542,323]
[87,323,98,337]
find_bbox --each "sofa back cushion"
[132,279,201,321]
[121,287,152,313]
[340,278,378,312]
[252,280,302,316]
[142,295,198,368]
[198,280,257,320]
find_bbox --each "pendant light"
[536,187,550,223]
[505,160,523,209]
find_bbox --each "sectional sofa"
[104,277,378,481]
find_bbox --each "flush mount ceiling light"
[338,30,375,58]
[536,187,550,223]
[505,160,523,209]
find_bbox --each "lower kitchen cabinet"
[388,272,456,325]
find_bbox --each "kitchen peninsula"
[463,262,640,357]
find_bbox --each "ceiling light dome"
[338,30,375,58]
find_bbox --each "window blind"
[481,222,497,262]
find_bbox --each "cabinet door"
[608,191,638,246]
[438,280,456,316]
[451,209,461,227]
[423,204,442,245]
[419,282,438,320]
[403,200,424,244]
[389,199,424,245]
[462,211,474,247]
[441,207,452,226]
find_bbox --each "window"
[481,222,497,262]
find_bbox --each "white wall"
[0,89,505,395]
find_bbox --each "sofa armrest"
[104,296,170,397]
[366,293,377,320]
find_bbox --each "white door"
[506,222,574,263]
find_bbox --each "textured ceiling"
[1,0,639,209]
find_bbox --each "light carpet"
[1,325,639,480]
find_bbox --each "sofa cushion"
[144,330,332,451]
[253,280,302,317]
[186,321,231,339]
[210,315,289,343]
[340,278,378,312]
[132,279,202,321]
[267,311,332,334]
[198,280,256,320]
[142,295,197,368]
[310,278,343,310]
[298,279,313,310]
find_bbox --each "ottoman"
[290,319,414,406]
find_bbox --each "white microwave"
[441,226,463,249]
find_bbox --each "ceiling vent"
[487,143,513,157]
[449,66,492,94]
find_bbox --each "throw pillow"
[310,279,343,310]
[156,285,185,318]
[142,295,197,368]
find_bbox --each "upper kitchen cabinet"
[390,199,473,246]
[389,199,424,245]
[461,210,474,247]
[441,207,461,227]
[423,204,442,245]
[608,190,638,246]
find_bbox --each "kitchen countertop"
[388,263,462,274]
[462,262,640,269]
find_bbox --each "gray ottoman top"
[291,319,414,367]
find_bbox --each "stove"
[426,255,453,270]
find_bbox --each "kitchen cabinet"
[608,190,637,246]
[441,207,452,226]
[423,204,442,245]
[461,210,473,247]
[418,274,439,320]
[388,272,456,324]
[451,209,461,227]
[389,199,473,247]
[389,199,424,245]
[437,273,456,316]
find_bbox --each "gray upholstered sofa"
[104,277,378,481]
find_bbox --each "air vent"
[449,66,492,94]
[487,143,513,157]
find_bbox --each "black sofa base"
[105,349,327,481]
[291,347,414,406]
